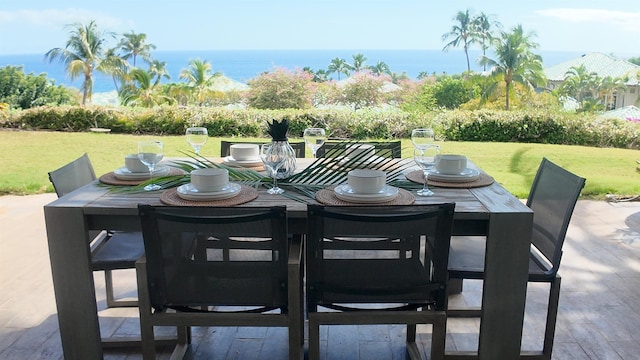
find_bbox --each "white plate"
[176,182,242,201]
[113,166,170,180]
[222,156,263,167]
[334,184,398,203]
[428,168,480,183]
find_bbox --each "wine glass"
[411,128,435,150]
[414,145,440,196]
[260,143,286,194]
[137,140,164,191]
[303,128,326,158]
[185,127,208,154]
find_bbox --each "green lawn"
[1,130,638,199]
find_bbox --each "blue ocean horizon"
[0,49,586,93]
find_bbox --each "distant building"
[544,52,640,110]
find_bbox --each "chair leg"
[543,277,561,360]
[308,314,321,360]
[105,269,138,308]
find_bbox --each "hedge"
[2,105,639,149]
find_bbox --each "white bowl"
[230,144,259,160]
[347,169,386,194]
[190,168,229,192]
[124,154,149,173]
[436,154,468,175]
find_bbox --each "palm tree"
[121,68,172,107]
[599,75,627,110]
[351,53,368,73]
[148,59,171,86]
[118,31,156,68]
[479,25,546,110]
[303,67,329,82]
[559,65,599,103]
[179,58,220,105]
[442,9,475,73]
[472,12,501,71]
[370,61,391,76]
[100,47,130,93]
[327,58,352,80]
[45,20,112,105]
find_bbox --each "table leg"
[45,206,103,360]
[478,212,532,359]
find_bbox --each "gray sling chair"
[446,158,585,359]
[220,140,307,158]
[315,140,402,158]
[136,205,304,360]
[48,153,152,348]
[306,203,456,360]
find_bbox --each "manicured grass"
[1,130,638,199]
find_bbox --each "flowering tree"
[247,67,314,109]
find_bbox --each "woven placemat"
[99,167,185,186]
[315,187,415,206]
[405,170,495,189]
[160,184,259,206]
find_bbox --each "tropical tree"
[370,61,391,76]
[303,67,329,82]
[148,59,171,86]
[247,67,314,109]
[351,53,368,72]
[118,31,156,68]
[179,59,220,105]
[472,12,501,71]
[45,20,113,105]
[327,58,353,80]
[442,9,476,73]
[558,65,599,103]
[479,25,546,110]
[101,47,130,93]
[121,68,173,107]
[598,76,626,110]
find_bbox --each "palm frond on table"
[104,143,417,198]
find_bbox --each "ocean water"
[0,49,585,93]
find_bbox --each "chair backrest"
[48,153,97,197]
[527,158,585,277]
[220,141,306,158]
[137,205,288,312]
[306,204,455,311]
[316,140,402,158]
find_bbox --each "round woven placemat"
[405,170,494,189]
[160,184,259,206]
[315,187,415,206]
[99,167,185,186]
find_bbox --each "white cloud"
[0,8,130,31]
[536,8,640,32]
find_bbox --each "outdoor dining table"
[43,158,532,360]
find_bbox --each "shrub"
[247,68,314,110]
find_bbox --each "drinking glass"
[260,143,286,194]
[185,127,208,154]
[411,128,435,150]
[137,140,164,191]
[414,145,440,196]
[303,128,326,158]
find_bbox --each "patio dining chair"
[446,158,585,359]
[136,205,304,360]
[315,140,402,158]
[306,203,455,360]
[220,140,306,158]
[48,153,147,347]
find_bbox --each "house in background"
[544,52,640,110]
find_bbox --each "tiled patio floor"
[1,194,640,359]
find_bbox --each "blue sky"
[1,0,639,56]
